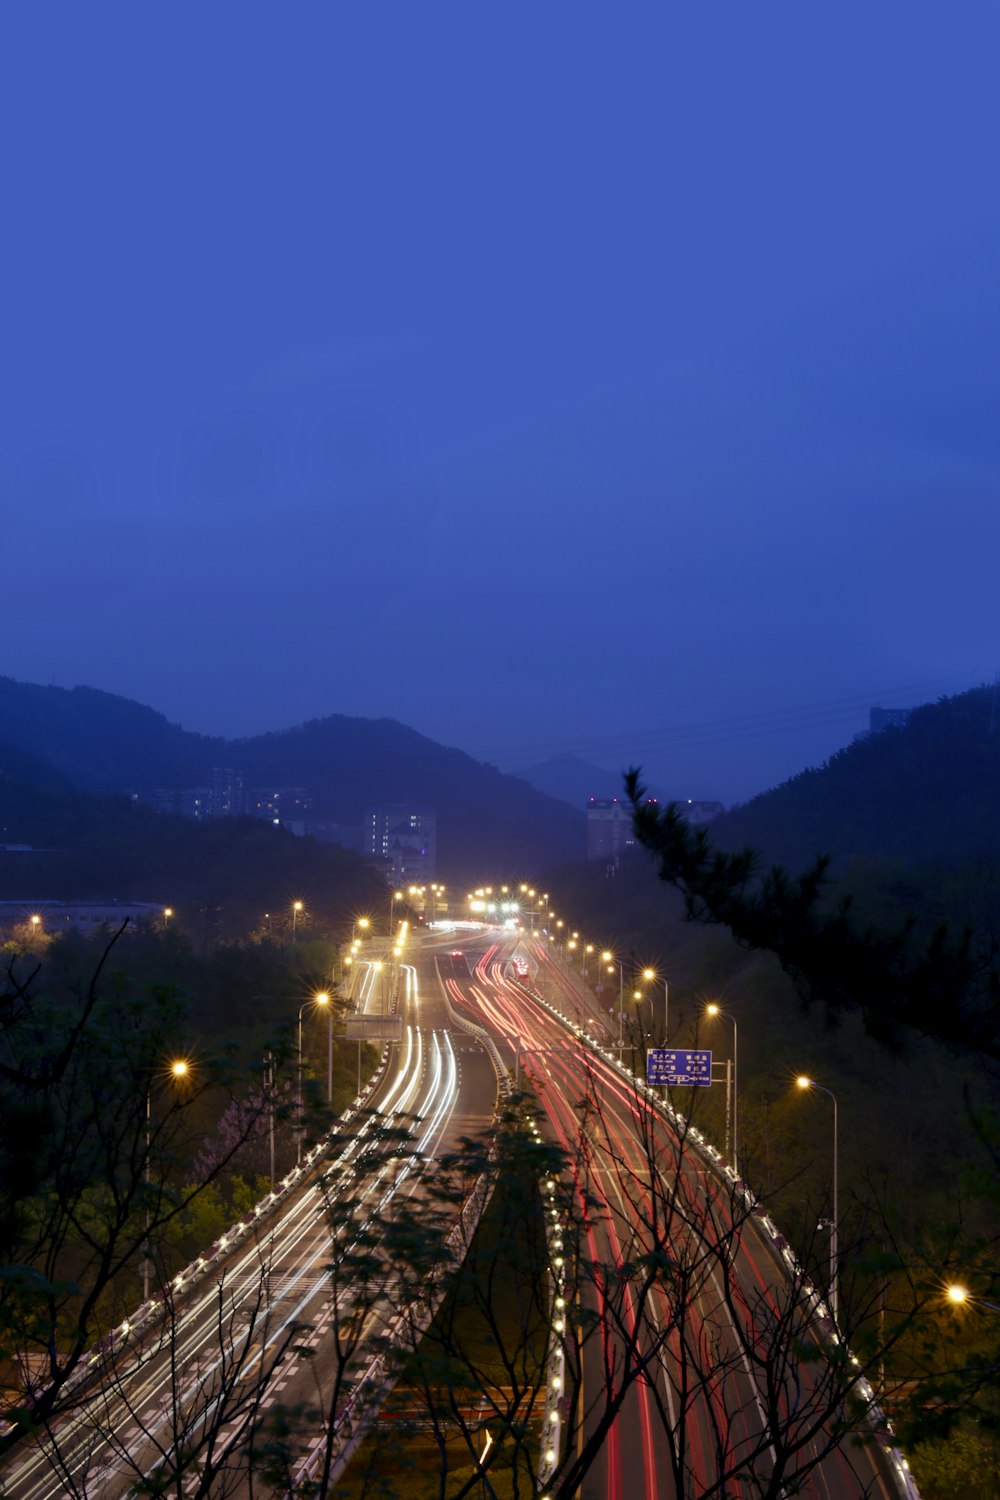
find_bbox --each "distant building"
[147,786,209,819]
[366,807,437,883]
[586,797,636,860]
[680,799,725,826]
[854,706,913,742]
[869,706,911,733]
[245,786,313,824]
[586,794,722,860]
[207,766,243,818]
[0,899,165,934]
[146,766,244,821]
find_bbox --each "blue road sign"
[646,1048,712,1087]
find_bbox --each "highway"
[452,928,918,1500]
[0,920,920,1498]
[0,929,501,1500]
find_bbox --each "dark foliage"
[627,769,1000,1059]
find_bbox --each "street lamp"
[352,916,370,943]
[706,1004,738,1164]
[796,1075,839,1324]
[601,952,624,1045]
[292,900,304,940]
[643,968,669,1045]
[143,1059,190,1302]
[945,1283,1000,1313]
[389,891,404,938]
[297,991,333,1160]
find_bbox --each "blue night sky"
[3,4,998,804]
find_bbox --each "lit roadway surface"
[455,930,913,1500]
[0,929,499,1500]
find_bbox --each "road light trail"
[0,952,473,1500]
[459,935,905,1500]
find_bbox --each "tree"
[625,769,1000,1060]
[0,926,284,1451]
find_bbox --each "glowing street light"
[601,951,624,1045]
[143,1058,192,1301]
[944,1282,1000,1313]
[796,1075,839,1323]
[643,967,669,1045]
[292,900,304,940]
[297,990,334,1159]
[373,959,385,1012]
[706,1004,738,1163]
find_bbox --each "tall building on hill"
[586,795,721,860]
[681,799,725,825]
[366,807,437,883]
[870,706,911,733]
[245,786,313,824]
[207,766,243,817]
[146,767,244,820]
[586,797,635,860]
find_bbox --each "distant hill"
[0,759,390,941]
[513,752,672,809]
[512,753,625,808]
[709,685,1000,871]
[0,677,583,877]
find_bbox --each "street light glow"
[946,1283,969,1305]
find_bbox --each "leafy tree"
[626,769,1000,1059]
[0,926,282,1447]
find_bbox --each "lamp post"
[389,891,403,938]
[352,916,370,943]
[143,1059,189,1303]
[297,991,333,1162]
[601,952,624,1045]
[643,968,669,1045]
[706,1005,738,1164]
[796,1076,839,1324]
[292,900,304,940]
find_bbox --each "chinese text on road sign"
[646,1048,712,1087]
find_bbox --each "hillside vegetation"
[711,685,1000,872]
[0,752,388,942]
[0,676,582,876]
